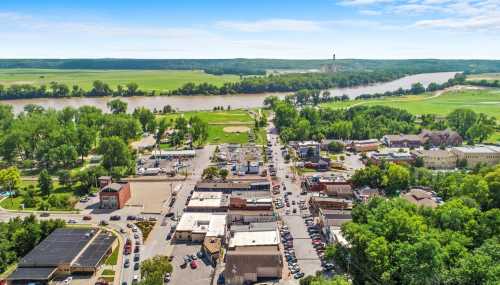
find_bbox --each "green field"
[321,89,500,119]
[468,73,500,81]
[159,109,267,145]
[0,69,239,91]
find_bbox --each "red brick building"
[99,182,131,209]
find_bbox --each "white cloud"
[339,0,394,6]
[214,19,323,32]
[359,9,383,15]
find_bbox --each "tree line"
[0,215,65,273]
[328,163,500,285]
[269,99,496,144]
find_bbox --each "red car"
[82,215,92,220]
[190,260,197,269]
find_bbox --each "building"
[325,226,349,246]
[419,129,463,147]
[370,151,415,165]
[309,196,353,214]
[99,182,131,209]
[302,175,351,194]
[224,225,282,285]
[224,246,283,285]
[150,149,196,159]
[174,213,227,242]
[412,149,457,169]
[195,179,271,193]
[318,209,352,228]
[97,176,112,188]
[202,237,222,265]
[350,139,380,152]
[7,228,116,285]
[185,191,229,212]
[451,145,500,168]
[236,161,260,175]
[354,186,380,202]
[294,141,320,160]
[382,134,424,148]
[402,188,442,208]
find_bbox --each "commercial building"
[382,134,424,148]
[224,224,282,285]
[150,149,196,159]
[195,179,271,193]
[411,149,457,169]
[293,141,320,160]
[402,188,442,208]
[318,209,352,228]
[369,151,415,165]
[451,145,500,168]
[309,196,353,214]
[7,228,116,285]
[302,175,351,194]
[350,139,380,152]
[174,213,227,242]
[185,191,229,212]
[99,182,131,209]
[354,187,380,202]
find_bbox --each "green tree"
[97,136,134,172]
[0,166,21,193]
[76,125,96,161]
[446,109,477,138]
[106,99,128,114]
[140,255,173,283]
[219,169,229,181]
[133,107,156,133]
[38,169,53,196]
[383,163,410,196]
[202,166,220,180]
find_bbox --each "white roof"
[188,192,225,208]
[298,141,319,146]
[229,230,279,247]
[151,149,196,156]
[176,213,227,237]
[453,145,500,154]
[330,226,349,247]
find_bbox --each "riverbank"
[0,72,457,113]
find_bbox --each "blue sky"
[0,0,498,59]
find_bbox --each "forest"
[328,162,500,285]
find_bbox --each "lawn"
[105,245,119,266]
[468,73,500,81]
[321,89,500,119]
[101,269,115,276]
[159,109,267,144]
[0,181,80,211]
[0,69,239,91]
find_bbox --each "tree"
[133,107,156,133]
[76,125,96,161]
[383,163,410,196]
[38,169,53,196]
[351,165,383,188]
[327,141,344,153]
[107,99,128,114]
[0,167,21,193]
[202,166,220,180]
[446,109,477,138]
[140,255,173,283]
[189,116,209,145]
[219,169,229,181]
[97,137,134,172]
[58,170,72,189]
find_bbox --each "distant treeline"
[0,70,408,100]
[2,58,500,75]
[467,79,500,88]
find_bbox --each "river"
[0,72,456,113]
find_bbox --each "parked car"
[67,219,77,224]
[83,215,92,220]
[110,215,121,221]
[127,215,137,220]
[134,262,140,271]
[294,272,305,279]
[164,273,171,283]
[190,260,197,269]
[124,259,130,268]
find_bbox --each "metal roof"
[8,267,57,281]
[73,232,116,268]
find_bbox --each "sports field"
[0,68,239,91]
[321,89,500,119]
[159,109,267,145]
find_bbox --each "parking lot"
[127,181,178,213]
[169,244,215,285]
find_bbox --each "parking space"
[127,181,177,213]
[169,244,214,285]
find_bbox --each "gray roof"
[101,182,126,192]
[19,228,95,267]
[8,267,57,281]
[73,232,116,268]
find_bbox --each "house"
[451,145,500,168]
[7,228,116,285]
[411,149,457,169]
[174,213,227,242]
[419,129,462,146]
[354,186,380,202]
[382,134,424,148]
[350,139,380,152]
[99,182,131,209]
[402,188,442,208]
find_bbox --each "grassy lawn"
[0,69,239,91]
[159,109,268,144]
[321,89,500,119]
[105,245,119,266]
[468,73,500,81]
[0,181,79,211]
[101,269,116,276]
[486,132,500,143]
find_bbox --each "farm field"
[159,109,267,145]
[0,68,240,91]
[321,89,500,119]
[468,73,500,81]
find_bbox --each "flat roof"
[73,232,116,268]
[19,228,95,267]
[453,145,500,154]
[229,230,279,247]
[188,191,227,208]
[176,213,227,237]
[8,267,57,281]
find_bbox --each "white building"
[452,145,500,168]
[174,213,227,242]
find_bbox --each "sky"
[0,0,499,59]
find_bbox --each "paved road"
[267,122,322,284]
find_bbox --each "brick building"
[99,182,131,209]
